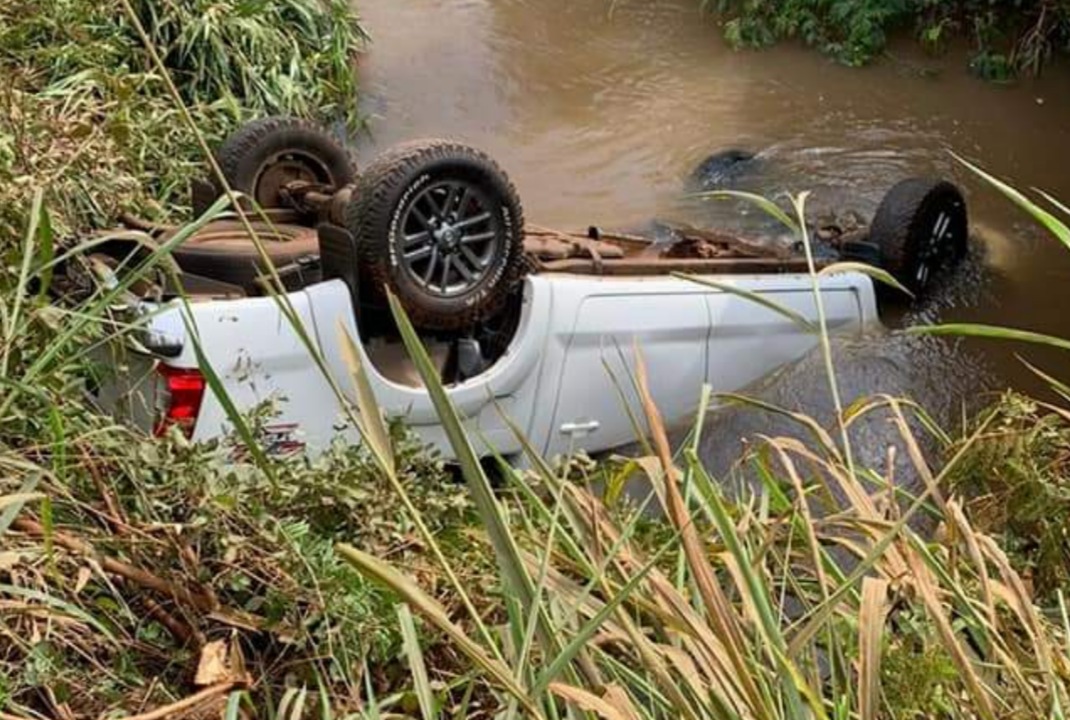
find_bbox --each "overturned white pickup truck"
[87,118,968,461]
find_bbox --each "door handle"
[559,420,600,437]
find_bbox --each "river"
[352,0,1070,430]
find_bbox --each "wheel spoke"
[453,252,476,282]
[440,255,452,292]
[422,248,439,284]
[454,212,492,231]
[404,245,434,262]
[459,244,486,270]
[932,212,950,243]
[455,187,471,218]
[443,184,459,218]
[421,191,444,219]
[460,231,496,245]
[410,205,435,234]
[404,230,432,247]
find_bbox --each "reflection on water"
[354,0,1070,418]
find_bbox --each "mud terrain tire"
[870,178,967,297]
[347,140,526,331]
[214,117,356,208]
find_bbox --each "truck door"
[542,279,710,457]
[704,276,866,393]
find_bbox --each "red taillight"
[154,364,207,438]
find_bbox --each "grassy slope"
[0,1,480,714]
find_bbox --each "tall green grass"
[331,288,1069,720]
[0,0,366,238]
[327,175,1070,718]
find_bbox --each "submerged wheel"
[347,140,526,331]
[214,116,356,208]
[870,178,967,297]
[687,148,756,191]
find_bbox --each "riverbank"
[703,0,1070,77]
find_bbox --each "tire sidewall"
[873,179,967,297]
[903,186,967,291]
[217,119,355,206]
[379,157,523,324]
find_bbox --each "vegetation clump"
[0,0,366,239]
[703,0,1070,76]
[949,392,1070,604]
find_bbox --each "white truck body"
[115,270,878,461]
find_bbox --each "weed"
[706,0,1070,74]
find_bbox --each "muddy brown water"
[353,0,1070,461]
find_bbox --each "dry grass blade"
[0,493,44,511]
[768,444,830,596]
[858,577,890,720]
[337,321,395,475]
[716,393,842,461]
[548,683,633,720]
[631,343,768,716]
[946,500,997,630]
[976,535,1053,673]
[905,546,998,720]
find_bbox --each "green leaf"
[907,323,1070,353]
[952,152,1070,250]
[673,272,818,333]
[0,584,118,643]
[690,189,800,233]
[386,292,565,659]
[398,604,436,720]
[818,261,913,298]
[224,691,243,720]
[0,476,41,534]
[532,531,676,695]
